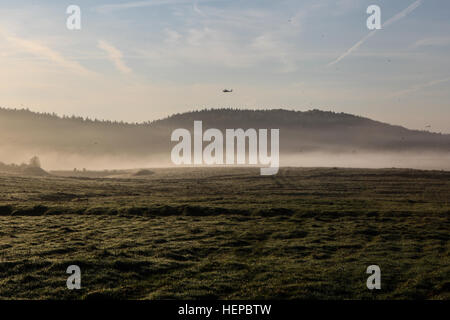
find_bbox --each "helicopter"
[222,89,233,93]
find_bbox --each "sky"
[0,0,449,132]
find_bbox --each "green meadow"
[0,167,448,299]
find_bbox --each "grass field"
[0,167,449,299]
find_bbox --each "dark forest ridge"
[0,107,449,170]
[0,107,447,133]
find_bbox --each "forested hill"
[0,108,449,160]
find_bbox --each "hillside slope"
[0,108,449,168]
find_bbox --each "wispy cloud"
[98,40,132,74]
[95,0,209,13]
[389,76,450,98]
[333,0,361,16]
[412,36,450,48]
[327,0,423,66]
[193,1,206,16]
[0,27,92,75]
[132,4,306,73]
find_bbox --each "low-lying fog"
[282,152,450,171]
[1,147,449,171]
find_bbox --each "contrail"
[383,0,422,27]
[327,0,423,67]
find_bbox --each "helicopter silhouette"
[223,89,233,93]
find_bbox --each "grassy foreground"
[0,167,449,299]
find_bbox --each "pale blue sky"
[0,0,449,132]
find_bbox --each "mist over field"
[2,149,450,172]
[282,152,450,171]
[0,108,449,171]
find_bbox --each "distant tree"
[29,156,41,168]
